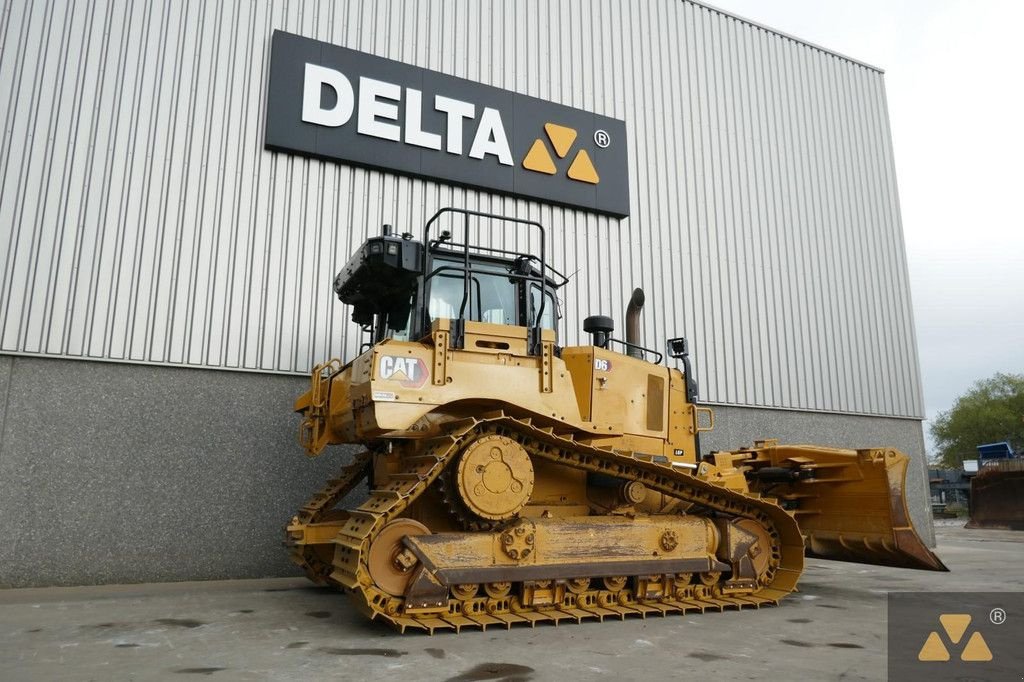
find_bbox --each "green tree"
[930,373,1024,468]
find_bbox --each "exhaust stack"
[625,288,645,359]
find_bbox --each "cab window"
[428,265,516,326]
[529,284,557,331]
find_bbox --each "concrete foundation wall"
[0,356,348,588]
[0,356,933,588]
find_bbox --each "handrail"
[421,208,549,351]
[606,337,664,364]
[428,243,569,287]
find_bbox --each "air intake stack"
[583,315,614,349]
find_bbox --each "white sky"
[707,0,1024,454]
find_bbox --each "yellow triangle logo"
[960,632,993,662]
[544,123,577,158]
[917,614,995,663]
[939,614,971,644]
[567,149,599,184]
[522,139,556,174]
[521,123,601,184]
[917,631,950,661]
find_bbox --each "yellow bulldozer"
[287,209,945,633]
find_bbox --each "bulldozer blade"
[742,444,948,572]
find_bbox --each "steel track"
[288,412,804,633]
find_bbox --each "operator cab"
[333,209,565,354]
[423,251,557,333]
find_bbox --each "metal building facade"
[0,0,938,588]
[0,0,924,419]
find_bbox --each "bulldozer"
[287,208,946,633]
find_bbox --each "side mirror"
[667,337,688,358]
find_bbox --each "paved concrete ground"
[1,523,1021,681]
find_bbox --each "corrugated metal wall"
[0,0,924,418]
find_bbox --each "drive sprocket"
[454,434,534,522]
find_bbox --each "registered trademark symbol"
[593,129,611,148]
[990,607,1006,625]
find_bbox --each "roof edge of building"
[686,0,886,74]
